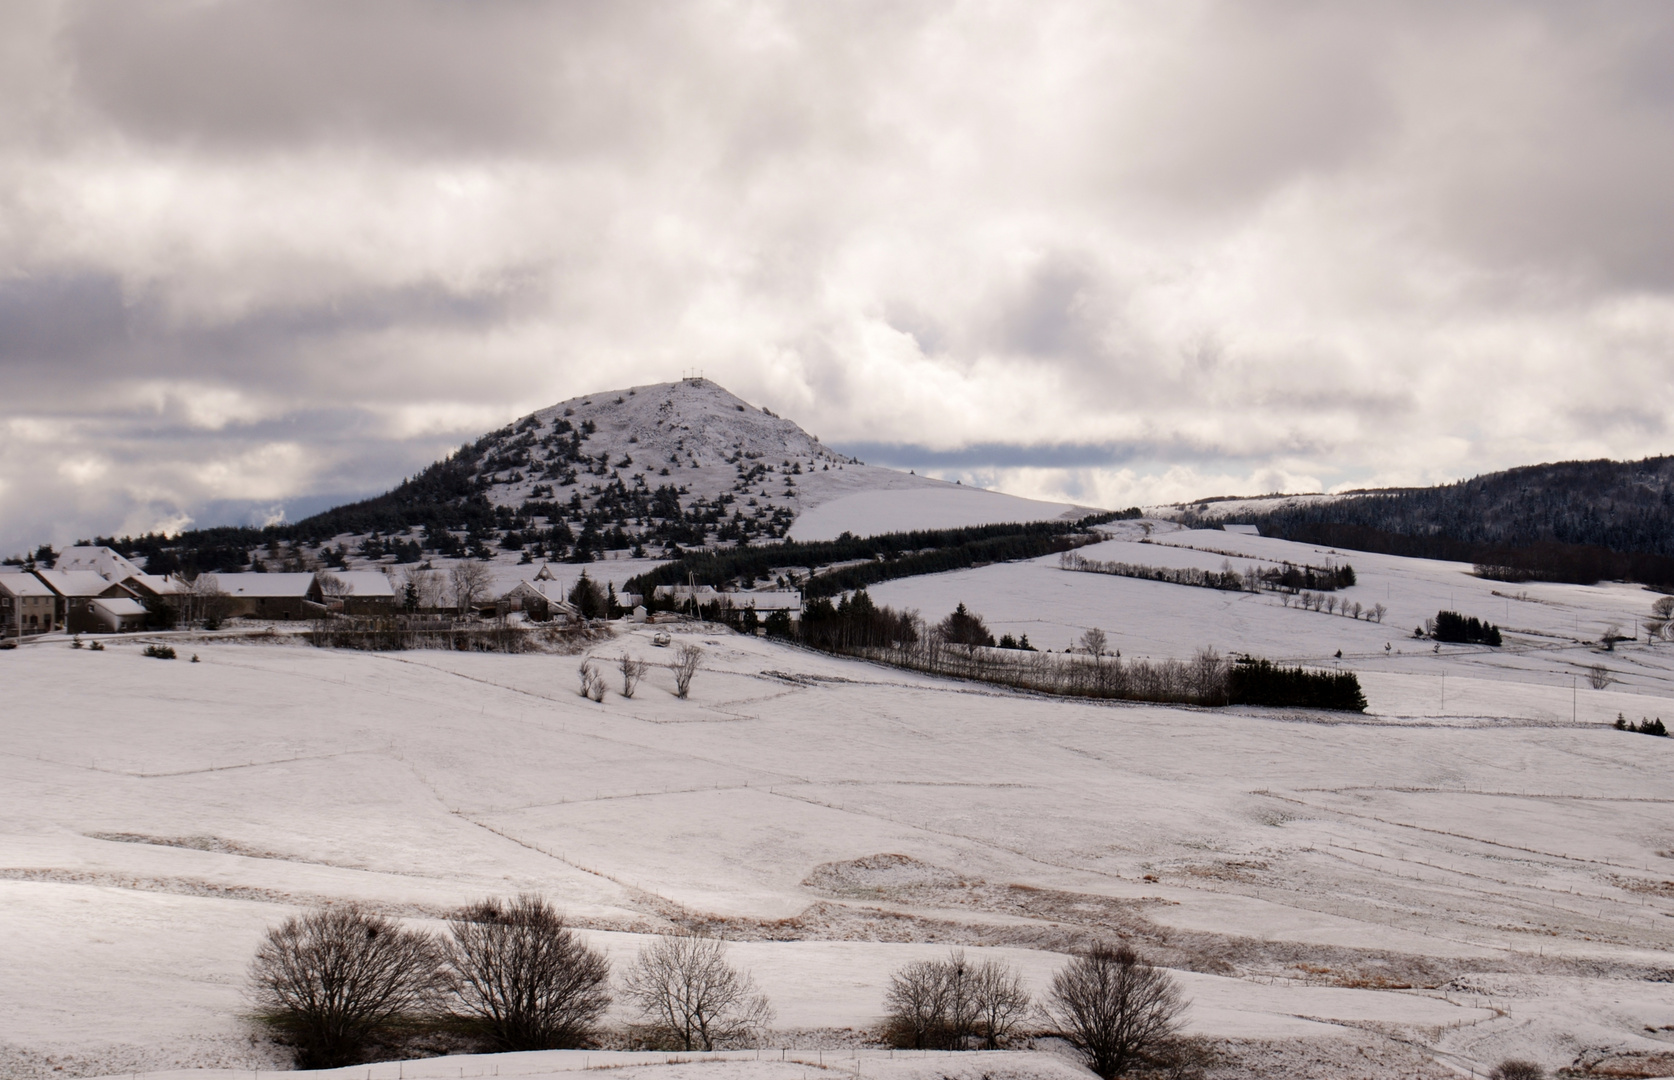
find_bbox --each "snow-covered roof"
[34,569,128,598]
[213,573,316,598]
[91,597,148,617]
[650,585,801,610]
[316,571,394,598]
[503,578,563,600]
[0,574,55,597]
[124,573,182,596]
[729,590,802,611]
[54,546,145,582]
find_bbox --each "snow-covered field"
[4,529,1674,1079]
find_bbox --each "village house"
[653,585,802,623]
[310,571,395,615]
[212,573,319,620]
[0,572,59,636]
[56,545,183,619]
[495,565,578,621]
[33,569,141,635]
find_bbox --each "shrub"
[619,655,650,698]
[620,935,773,1050]
[672,644,701,699]
[1613,713,1667,736]
[143,644,177,660]
[1043,943,1187,1080]
[883,950,1029,1050]
[445,895,612,1050]
[578,660,606,701]
[1488,1061,1544,1080]
[249,905,445,1068]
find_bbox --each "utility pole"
[1572,675,1577,724]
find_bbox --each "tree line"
[780,590,1367,712]
[1058,551,1356,594]
[628,512,1137,607]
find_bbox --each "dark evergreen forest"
[1225,456,1674,587]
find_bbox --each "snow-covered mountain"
[244,377,1094,568]
[481,377,951,539]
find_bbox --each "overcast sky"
[3,1,1673,554]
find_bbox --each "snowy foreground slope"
[3,532,1674,1080]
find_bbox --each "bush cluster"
[1429,610,1503,646]
[142,644,177,659]
[880,944,1197,1079]
[1615,713,1668,737]
[250,901,772,1068]
[1226,657,1369,712]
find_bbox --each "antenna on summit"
[682,368,705,384]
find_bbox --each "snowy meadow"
[2,529,1673,1079]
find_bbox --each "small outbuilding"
[85,596,149,634]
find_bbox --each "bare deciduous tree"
[445,895,612,1050]
[673,643,701,699]
[451,561,494,616]
[1369,602,1387,624]
[620,655,650,698]
[1080,628,1108,656]
[620,935,773,1050]
[1189,647,1227,705]
[1587,664,1613,690]
[317,572,355,611]
[249,904,445,1069]
[578,660,606,702]
[882,950,1030,1050]
[972,956,1032,1049]
[400,565,445,611]
[185,572,234,628]
[1645,596,1674,643]
[1042,943,1187,1080]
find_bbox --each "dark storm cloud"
[0,273,127,362]
[0,270,531,398]
[59,1,639,155]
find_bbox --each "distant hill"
[68,378,1084,576]
[1206,456,1674,586]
